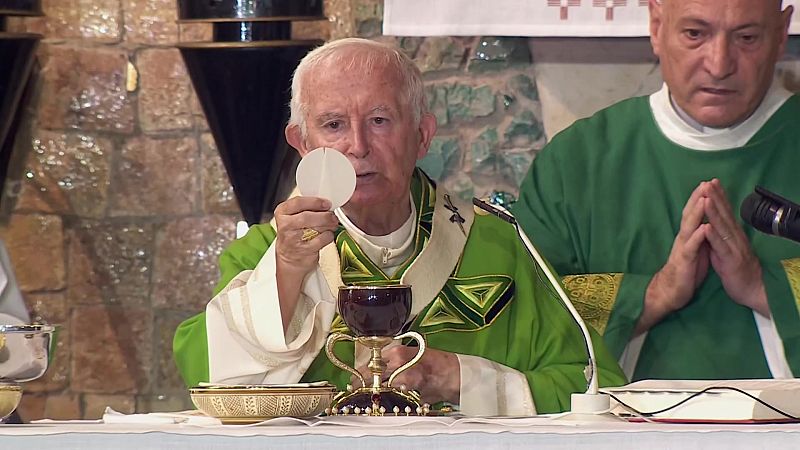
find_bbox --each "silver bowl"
[0,324,55,383]
[0,384,22,421]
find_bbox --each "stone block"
[443,172,475,201]
[83,394,135,419]
[152,216,236,311]
[0,214,64,292]
[11,0,121,41]
[417,137,460,181]
[469,37,531,73]
[78,0,123,42]
[137,48,196,132]
[137,392,193,413]
[352,0,383,20]
[292,20,330,41]
[123,0,178,45]
[425,84,449,126]
[325,0,356,40]
[67,221,155,306]
[16,392,81,422]
[447,84,496,121]
[503,110,544,147]
[37,45,134,133]
[415,38,467,72]
[499,150,536,189]
[356,19,382,37]
[200,133,239,214]
[16,131,112,218]
[398,37,424,58]
[110,136,198,216]
[70,306,152,394]
[470,128,499,168]
[153,310,198,392]
[509,73,539,101]
[179,23,212,42]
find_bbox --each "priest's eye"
[738,34,758,44]
[683,28,703,40]
[325,121,341,130]
[372,117,388,125]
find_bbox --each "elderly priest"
[173,38,625,416]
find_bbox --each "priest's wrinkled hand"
[273,196,339,331]
[354,346,461,405]
[703,179,769,317]
[639,181,710,334]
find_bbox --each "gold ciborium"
[325,285,428,416]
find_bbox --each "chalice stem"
[369,345,387,389]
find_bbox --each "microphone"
[740,186,800,243]
[472,198,615,418]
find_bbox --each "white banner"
[384,0,800,37]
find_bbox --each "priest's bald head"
[648,0,794,128]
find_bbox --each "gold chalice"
[325,285,428,416]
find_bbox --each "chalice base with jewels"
[329,385,429,416]
[326,285,430,416]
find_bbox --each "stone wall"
[2,0,799,420]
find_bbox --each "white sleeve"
[753,311,793,378]
[205,240,337,384]
[456,354,536,416]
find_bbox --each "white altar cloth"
[4,417,800,450]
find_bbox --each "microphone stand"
[472,198,619,421]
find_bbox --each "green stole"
[329,170,514,337]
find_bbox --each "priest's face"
[649,0,792,127]
[287,57,436,214]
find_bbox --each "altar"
[3,419,800,450]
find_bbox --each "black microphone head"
[740,192,762,225]
[740,191,777,236]
[740,187,800,243]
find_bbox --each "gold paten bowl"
[190,383,337,424]
[0,384,22,421]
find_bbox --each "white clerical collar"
[335,196,416,275]
[650,78,792,151]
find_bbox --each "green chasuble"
[174,170,626,414]
[513,94,800,381]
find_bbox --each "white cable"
[471,199,601,400]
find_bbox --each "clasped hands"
[641,179,769,333]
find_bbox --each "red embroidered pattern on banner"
[593,0,628,21]
[547,0,582,20]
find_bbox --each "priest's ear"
[415,112,437,161]
[285,123,310,156]
[648,0,664,58]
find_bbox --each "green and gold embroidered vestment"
[174,171,626,414]
[513,94,800,381]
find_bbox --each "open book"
[605,379,800,423]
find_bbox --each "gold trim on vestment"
[562,273,623,335]
[780,258,800,318]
